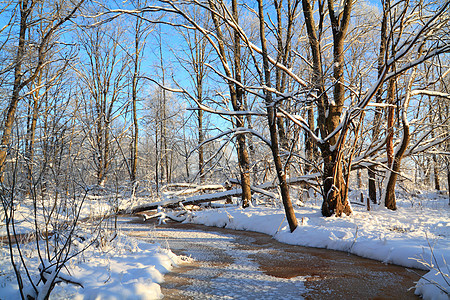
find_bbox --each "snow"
[1,188,449,299]
[184,190,449,300]
[0,222,186,299]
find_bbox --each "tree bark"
[433,154,440,191]
[384,72,415,210]
[301,0,326,177]
[198,104,204,183]
[301,0,353,217]
[305,106,315,173]
[274,0,298,151]
[25,69,44,191]
[368,0,389,203]
[130,17,141,184]
[0,0,30,182]
[386,77,396,170]
[208,0,252,208]
[258,0,298,232]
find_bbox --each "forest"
[0,0,449,299]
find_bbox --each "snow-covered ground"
[0,188,186,299]
[0,227,186,299]
[185,190,449,300]
[1,188,449,299]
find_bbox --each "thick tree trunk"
[384,121,409,210]
[301,0,326,177]
[232,0,251,208]
[320,0,353,217]
[384,75,396,207]
[237,136,252,207]
[301,0,353,216]
[321,149,352,217]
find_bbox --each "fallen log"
[140,211,187,223]
[126,174,322,214]
[129,189,243,214]
[161,183,225,197]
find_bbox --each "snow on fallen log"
[141,209,188,223]
[127,175,324,214]
[162,184,225,197]
[130,189,243,214]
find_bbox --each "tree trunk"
[301,0,353,216]
[447,161,450,205]
[433,154,440,191]
[233,0,252,208]
[244,93,257,183]
[384,123,409,210]
[0,0,29,181]
[430,118,440,191]
[321,149,352,217]
[301,0,327,177]
[155,113,160,194]
[131,33,139,184]
[320,0,353,217]
[198,107,204,183]
[384,72,415,210]
[368,0,388,203]
[386,77,396,169]
[25,76,42,191]
[368,168,377,203]
[305,106,315,173]
[258,0,298,232]
[197,62,204,183]
[207,0,252,208]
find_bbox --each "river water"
[121,217,424,299]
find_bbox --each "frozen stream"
[119,216,423,299]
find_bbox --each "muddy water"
[124,217,424,300]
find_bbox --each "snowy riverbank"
[186,191,449,300]
[0,229,185,299]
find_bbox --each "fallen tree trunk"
[126,174,324,214]
[129,189,243,214]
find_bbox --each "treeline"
[0,0,449,227]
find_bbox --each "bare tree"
[173,11,212,183]
[0,0,85,182]
[76,21,128,186]
[126,0,153,186]
[257,0,298,231]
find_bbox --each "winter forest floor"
[0,188,449,299]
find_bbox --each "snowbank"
[0,230,183,299]
[185,191,449,300]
